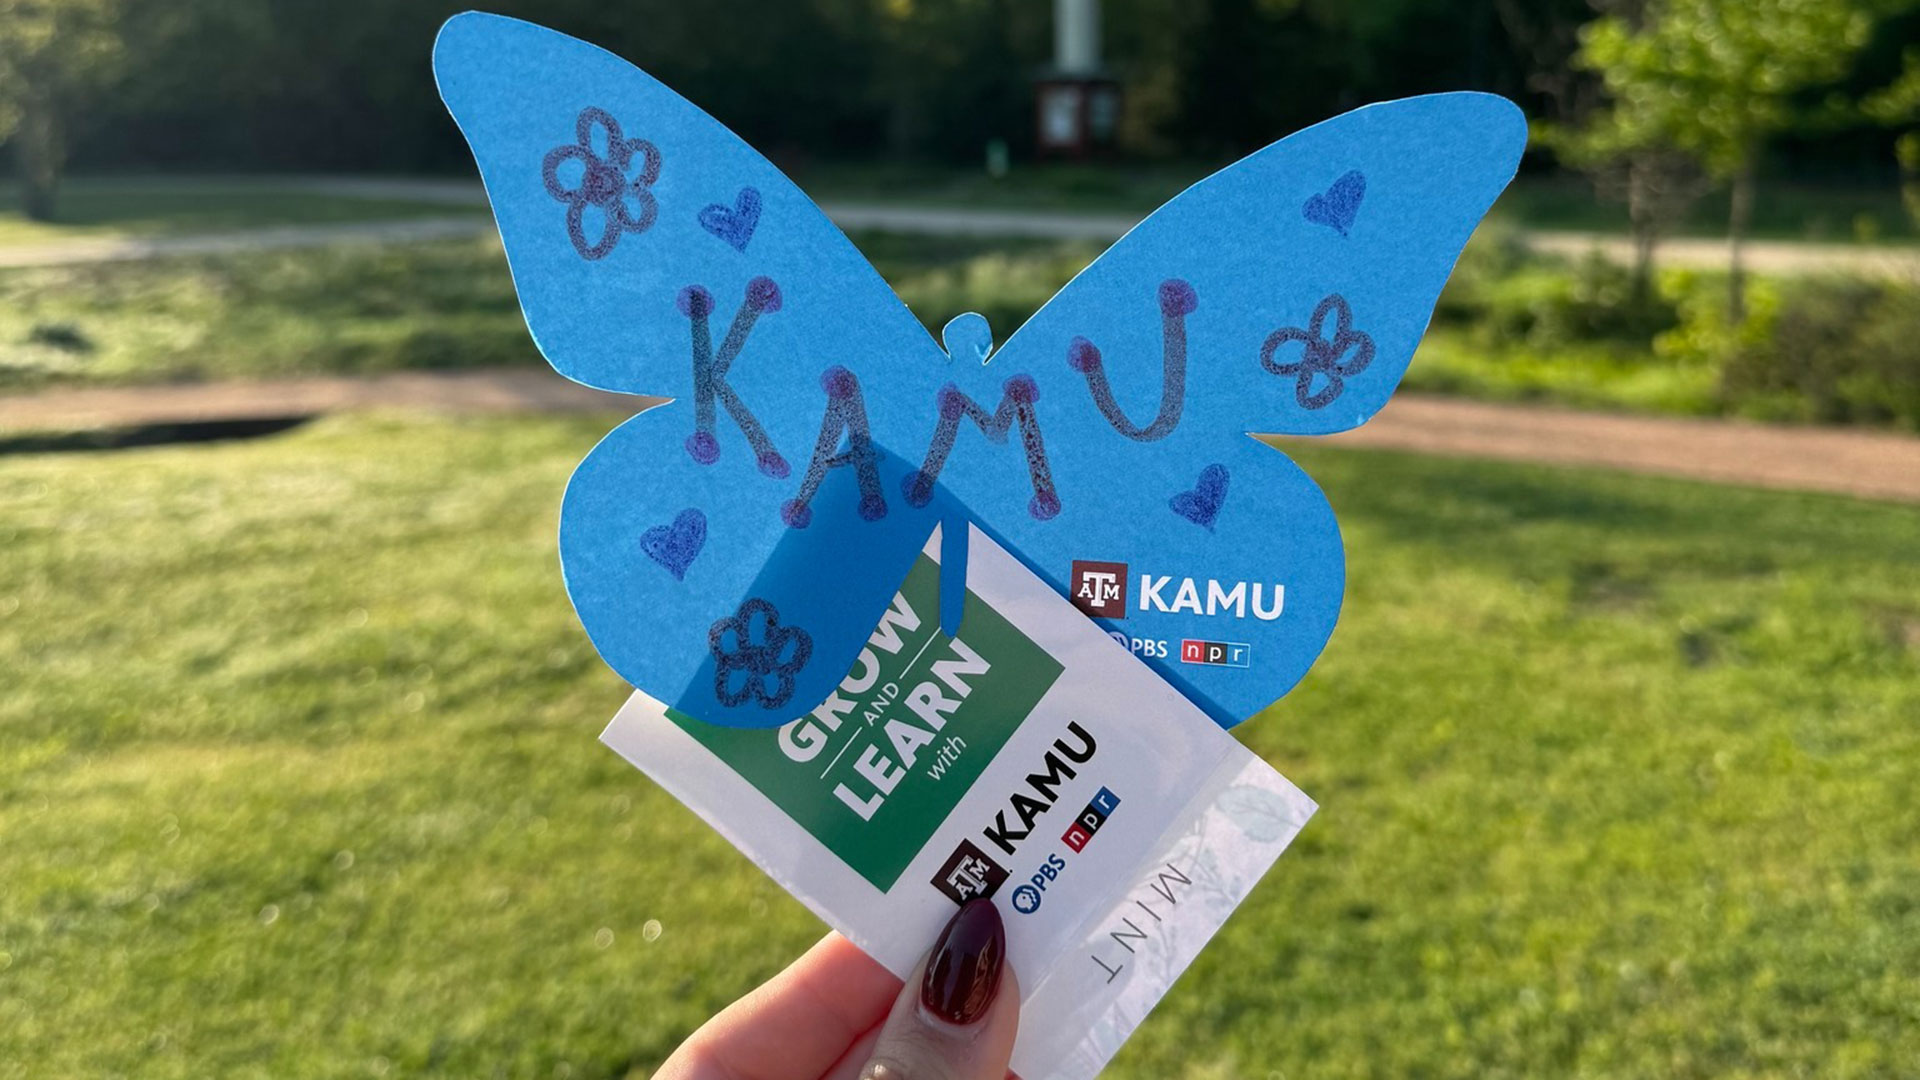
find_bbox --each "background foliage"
[0,0,1910,175]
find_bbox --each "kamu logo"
[1070,561,1128,619]
[931,839,1009,905]
[1078,563,1286,623]
[981,722,1098,857]
[1138,575,1285,621]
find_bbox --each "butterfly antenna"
[938,515,969,639]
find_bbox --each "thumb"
[857,899,1020,1080]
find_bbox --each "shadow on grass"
[0,416,312,455]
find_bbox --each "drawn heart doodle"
[641,508,707,580]
[1303,170,1366,236]
[1170,464,1230,530]
[698,186,762,252]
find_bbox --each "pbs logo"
[1011,884,1042,914]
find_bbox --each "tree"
[1540,113,1709,302]
[0,0,124,221]
[1516,0,1706,303]
[1862,45,1920,227]
[1493,0,1607,122]
[867,0,1047,161]
[1564,0,1876,320]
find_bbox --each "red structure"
[1035,0,1121,158]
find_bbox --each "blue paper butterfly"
[434,13,1525,730]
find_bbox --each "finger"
[819,1021,883,1080]
[855,899,1020,1080]
[822,1023,1021,1080]
[656,932,903,1080]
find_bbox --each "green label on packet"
[668,554,1063,891]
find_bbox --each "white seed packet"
[602,523,1316,1080]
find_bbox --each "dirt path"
[1525,232,1920,279]
[1296,396,1920,502]
[5,367,1916,503]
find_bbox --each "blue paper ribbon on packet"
[433,11,1522,1076]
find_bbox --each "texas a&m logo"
[931,839,1009,905]
[1069,560,1128,619]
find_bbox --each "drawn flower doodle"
[708,597,813,709]
[541,106,662,260]
[1259,294,1375,410]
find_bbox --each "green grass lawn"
[802,161,1917,246]
[1493,175,1919,246]
[0,232,1077,390]
[0,236,537,388]
[0,222,1910,428]
[0,178,483,248]
[3,172,1911,247]
[0,227,1680,400]
[3,413,1916,1078]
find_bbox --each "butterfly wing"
[925,94,1526,726]
[1011,93,1525,438]
[436,13,954,727]
[440,13,1522,731]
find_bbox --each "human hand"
[655,899,1018,1080]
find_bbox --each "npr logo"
[1069,560,1128,619]
[1180,639,1250,667]
[1062,786,1121,852]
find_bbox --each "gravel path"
[1,177,1913,278]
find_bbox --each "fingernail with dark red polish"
[921,898,1005,1025]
